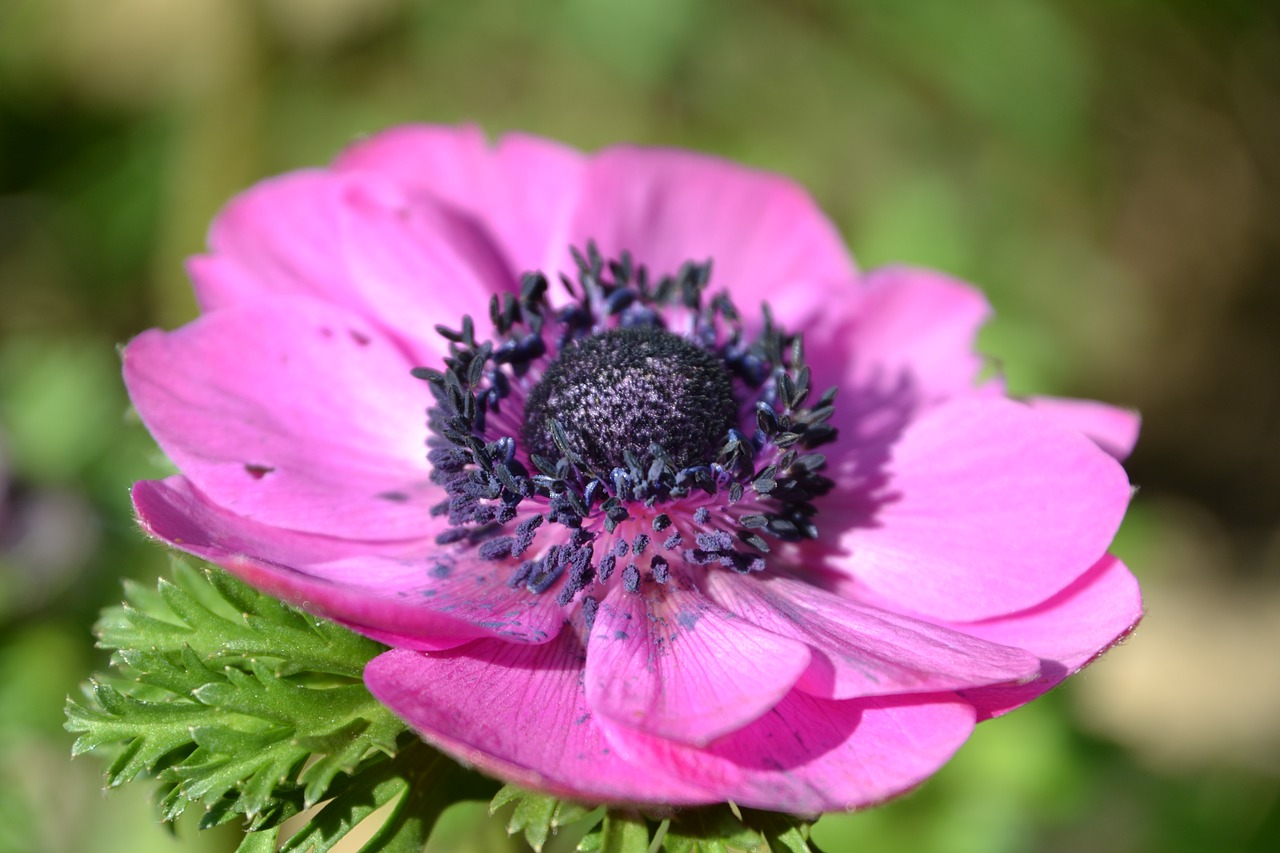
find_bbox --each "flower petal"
[806,265,992,418]
[190,170,359,312]
[830,397,1132,621]
[953,555,1143,719]
[569,146,855,308]
[337,179,518,362]
[335,124,586,277]
[133,477,566,649]
[599,691,976,813]
[123,297,436,540]
[189,170,512,365]
[364,638,717,805]
[584,582,810,746]
[805,267,996,498]
[1025,396,1141,461]
[702,572,1040,700]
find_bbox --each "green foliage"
[65,559,424,848]
[491,785,599,851]
[491,787,818,853]
[577,812,651,853]
[661,806,816,853]
[94,558,383,679]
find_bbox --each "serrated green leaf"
[115,646,221,696]
[67,558,408,837]
[490,782,524,812]
[297,720,391,807]
[491,784,603,851]
[504,787,558,851]
[278,752,411,853]
[203,563,272,614]
[95,558,384,678]
[165,671,399,817]
[66,684,225,783]
[187,722,289,755]
[157,575,215,629]
[236,827,279,853]
[118,577,181,624]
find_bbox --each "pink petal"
[569,146,855,311]
[336,125,586,277]
[337,179,518,362]
[799,268,997,504]
[133,477,566,649]
[584,582,810,746]
[599,691,976,813]
[702,572,1040,700]
[123,297,437,541]
[1025,396,1141,461]
[953,555,1143,719]
[806,265,991,406]
[190,170,360,312]
[189,170,511,365]
[364,638,718,805]
[830,398,1132,621]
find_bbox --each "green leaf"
[68,650,404,823]
[236,827,280,853]
[588,812,650,853]
[740,810,816,853]
[277,753,408,853]
[66,557,457,851]
[94,559,384,678]
[660,805,817,853]
[352,745,456,853]
[662,805,765,853]
[488,786,818,853]
[494,785,557,850]
[492,783,602,851]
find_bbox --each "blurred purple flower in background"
[123,126,1141,811]
[0,436,99,619]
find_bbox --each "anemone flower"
[124,126,1142,812]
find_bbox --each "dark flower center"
[416,242,841,604]
[522,327,738,474]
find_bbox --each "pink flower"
[124,126,1142,812]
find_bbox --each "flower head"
[125,126,1142,812]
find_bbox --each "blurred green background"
[2,1,1278,851]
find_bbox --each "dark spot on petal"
[244,464,274,480]
[349,329,371,346]
[377,491,410,502]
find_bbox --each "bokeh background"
[3,1,1279,851]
